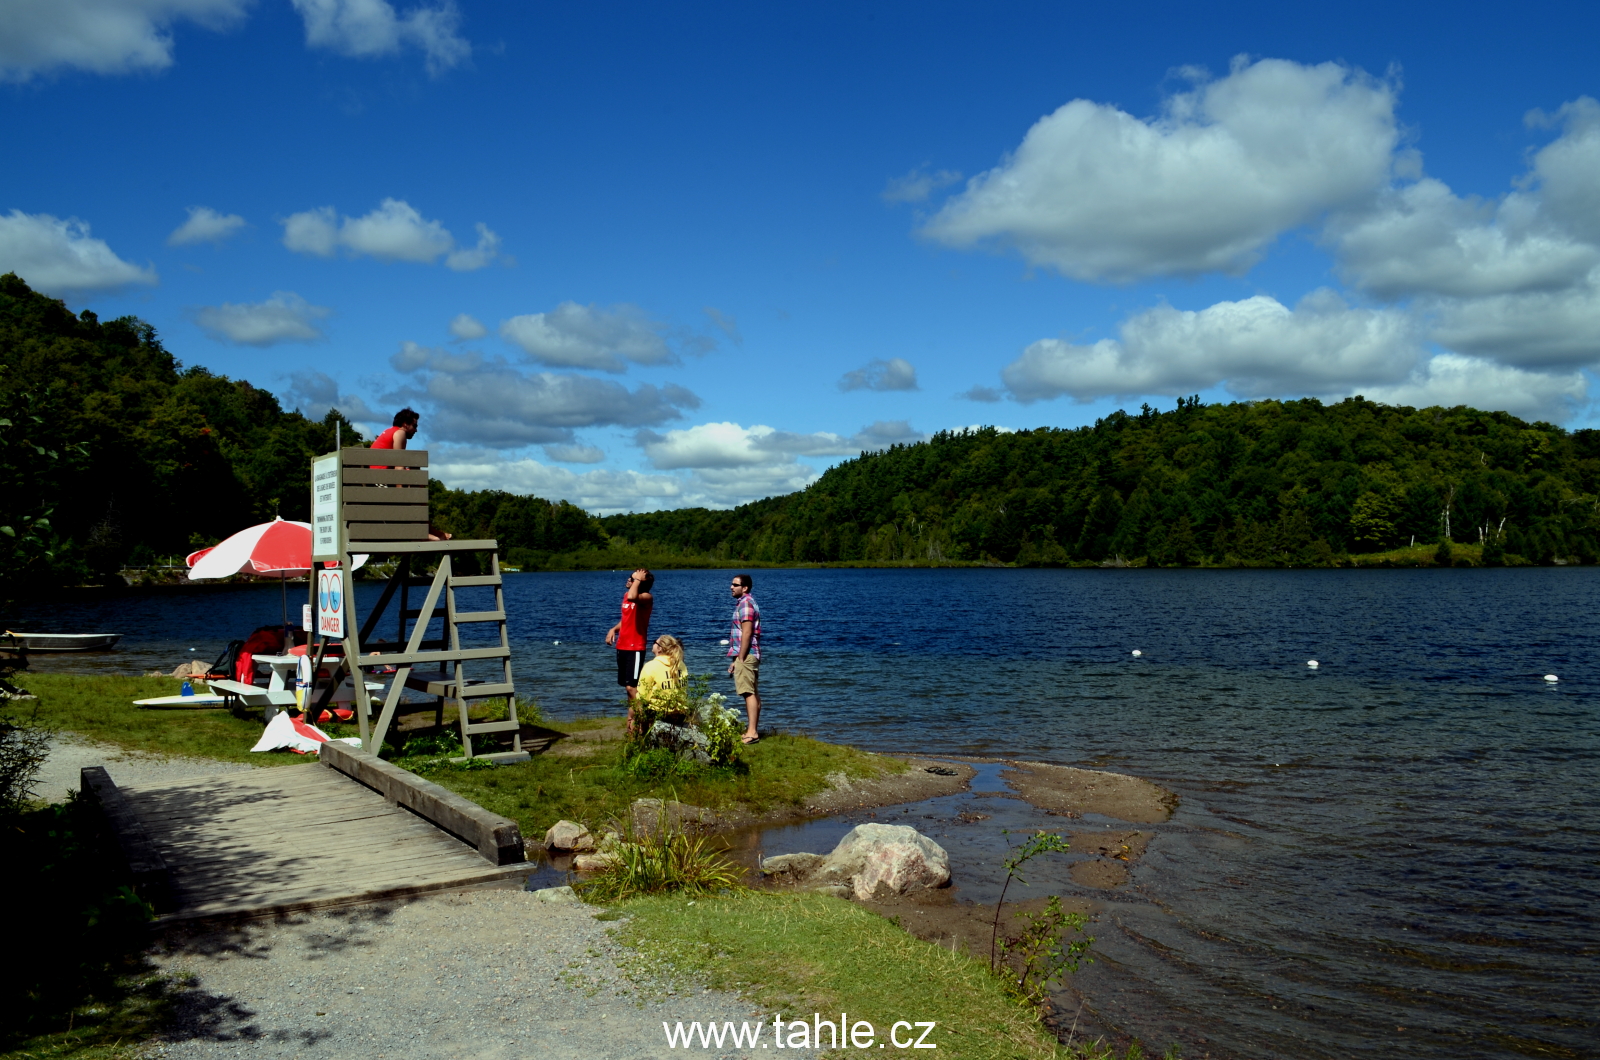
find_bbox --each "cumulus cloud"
[0,0,248,82]
[167,205,246,246]
[923,57,1398,282]
[389,351,700,448]
[282,199,502,269]
[427,448,690,515]
[636,420,927,470]
[1428,275,1600,368]
[193,291,332,346]
[958,385,1004,403]
[0,209,156,293]
[1360,354,1586,422]
[542,443,605,464]
[882,166,962,205]
[839,357,919,392]
[704,306,742,345]
[290,0,469,76]
[280,369,381,424]
[448,312,487,340]
[1000,289,1421,403]
[499,302,676,372]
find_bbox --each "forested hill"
[600,399,1600,567]
[0,273,365,589]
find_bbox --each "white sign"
[301,603,312,631]
[317,568,346,639]
[311,453,342,561]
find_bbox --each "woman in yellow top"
[636,634,686,703]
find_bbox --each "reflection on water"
[14,567,1600,1059]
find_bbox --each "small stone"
[530,885,579,904]
[544,820,595,852]
[572,853,617,873]
[760,852,825,876]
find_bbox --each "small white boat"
[134,694,227,709]
[6,632,123,652]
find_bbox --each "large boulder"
[646,720,711,764]
[819,824,950,900]
[544,819,595,852]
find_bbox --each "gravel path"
[37,735,258,802]
[147,888,804,1060]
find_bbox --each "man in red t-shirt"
[605,569,654,723]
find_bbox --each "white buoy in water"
[1307,660,1319,668]
[1544,673,1559,682]
[1131,649,1142,656]
[553,640,560,645]
[720,639,730,646]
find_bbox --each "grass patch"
[20,673,313,766]
[612,891,1160,1060]
[0,795,175,1060]
[423,723,902,838]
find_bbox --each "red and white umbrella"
[186,518,367,579]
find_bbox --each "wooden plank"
[155,864,530,925]
[339,467,428,486]
[352,645,509,667]
[448,575,502,587]
[457,682,515,699]
[319,741,523,864]
[81,767,173,912]
[346,522,428,541]
[464,719,520,735]
[341,447,428,468]
[453,610,506,623]
[342,504,430,521]
[344,538,498,554]
[340,485,429,504]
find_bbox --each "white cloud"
[1529,97,1600,245]
[500,302,676,372]
[291,0,469,76]
[193,291,332,346]
[167,205,246,246]
[448,312,487,339]
[281,369,381,424]
[839,357,919,392]
[389,353,700,448]
[636,420,927,470]
[1328,179,1598,300]
[1360,354,1586,421]
[429,448,691,515]
[958,385,1004,403]
[0,209,156,293]
[542,443,605,464]
[923,57,1398,282]
[281,199,502,267]
[1429,275,1600,368]
[0,0,248,82]
[882,166,962,205]
[1001,289,1420,402]
[704,306,742,345]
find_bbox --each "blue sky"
[5,1,1600,513]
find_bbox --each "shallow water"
[15,567,1600,1058]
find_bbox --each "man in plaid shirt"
[726,573,761,744]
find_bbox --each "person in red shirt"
[605,568,654,727]
[371,408,419,456]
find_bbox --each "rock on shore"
[763,823,950,900]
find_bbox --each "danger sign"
[317,568,346,639]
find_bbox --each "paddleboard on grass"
[134,694,227,708]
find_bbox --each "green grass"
[20,673,315,766]
[423,723,903,838]
[611,891,1164,1060]
[22,675,903,837]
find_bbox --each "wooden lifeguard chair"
[306,447,528,764]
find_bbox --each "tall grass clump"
[577,801,743,902]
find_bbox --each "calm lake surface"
[16,568,1600,1059]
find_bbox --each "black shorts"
[616,649,645,688]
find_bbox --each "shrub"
[0,706,52,816]
[577,801,742,903]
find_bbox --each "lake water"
[15,567,1600,1059]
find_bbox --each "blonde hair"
[654,634,684,673]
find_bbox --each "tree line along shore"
[6,270,1599,602]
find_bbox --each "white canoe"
[8,632,123,652]
[134,694,227,708]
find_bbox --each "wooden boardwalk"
[119,763,531,924]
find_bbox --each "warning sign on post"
[311,453,341,561]
[317,568,345,639]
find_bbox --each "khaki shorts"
[731,655,760,696]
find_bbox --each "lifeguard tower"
[305,447,528,763]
